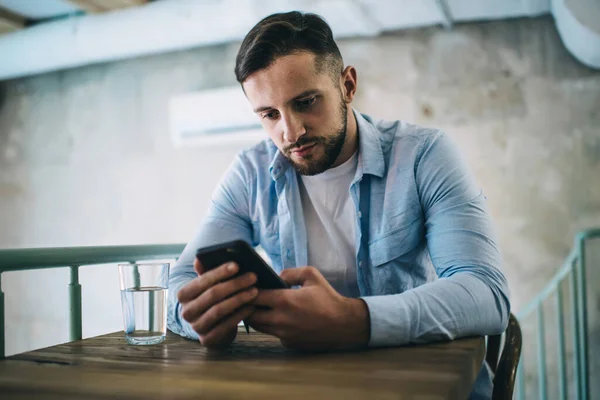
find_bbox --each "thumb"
[280,266,322,287]
[193,258,205,276]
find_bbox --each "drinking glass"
[118,263,170,345]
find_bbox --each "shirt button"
[357,211,362,218]
[358,261,363,267]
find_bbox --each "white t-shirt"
[299,151,361,298]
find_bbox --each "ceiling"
[0,0,151,20]
[0,0,81,20]
[0,0,597,81]
[0,0,147,36]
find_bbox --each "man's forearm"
[361,272,509,347]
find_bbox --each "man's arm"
[167,154,254,340]
[361,132,510,347]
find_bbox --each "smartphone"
[195,240,289,290]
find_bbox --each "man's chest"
[250,175,426,274]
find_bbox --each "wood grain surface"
[0,327,485,399]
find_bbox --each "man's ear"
[340,66,358,103]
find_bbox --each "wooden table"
[0,328,485,399]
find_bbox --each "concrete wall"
[0,16,599,397]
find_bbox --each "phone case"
[195,240,289,290]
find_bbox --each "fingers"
[251,289,286,308]
[247,309,283,338]
[200,305,255,347]
[177,262,238,303]
[279,266,321,287]
[193,258,204,275]
[181,272,257,322]
[189,286,259,334]
[246,308,277,326]
[250,323,280,337]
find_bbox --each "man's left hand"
[246,266,370,351]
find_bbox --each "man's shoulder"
[372,116,441,148]
[365,114,444,164]
[234,139,278,170]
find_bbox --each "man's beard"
[283,101,348,176]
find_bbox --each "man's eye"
[297,97,316,108]
[262,111,279,120]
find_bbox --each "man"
[168,11,510,399]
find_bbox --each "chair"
[486,313,523,400]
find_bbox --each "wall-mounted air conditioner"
[169,86,264,147]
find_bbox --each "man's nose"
[282,113,306,144]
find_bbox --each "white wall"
[0,17,599,397]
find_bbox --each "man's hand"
[246,266,370,351]
[177,259,258,348]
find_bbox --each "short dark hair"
[235,11,343,84]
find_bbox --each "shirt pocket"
[368,216,423,267]
[367,218,424,295]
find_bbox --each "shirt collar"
[269,144,289,181]
[269,109,385,181]
[354,110,385,179]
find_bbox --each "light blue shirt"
[168,110,510,399]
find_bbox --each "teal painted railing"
[516,228,599,400]
[0,244,186,358]
[0,229,597,398]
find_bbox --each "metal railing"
[516,228,599,400]
[0,244,186,358]
[0,229,597,398]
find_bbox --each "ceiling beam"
[0,6,25,35]
[67,0,147,14]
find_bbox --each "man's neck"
[331,108,358,168]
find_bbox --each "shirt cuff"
[361,294,412,347]
[177,301,200,340]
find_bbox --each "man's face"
[242,52,348,176]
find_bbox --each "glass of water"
[118,263,169,345]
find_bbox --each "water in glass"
[120,286,167,345]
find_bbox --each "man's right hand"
[177,259,258,347]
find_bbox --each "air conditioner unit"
[169,86,264,147]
